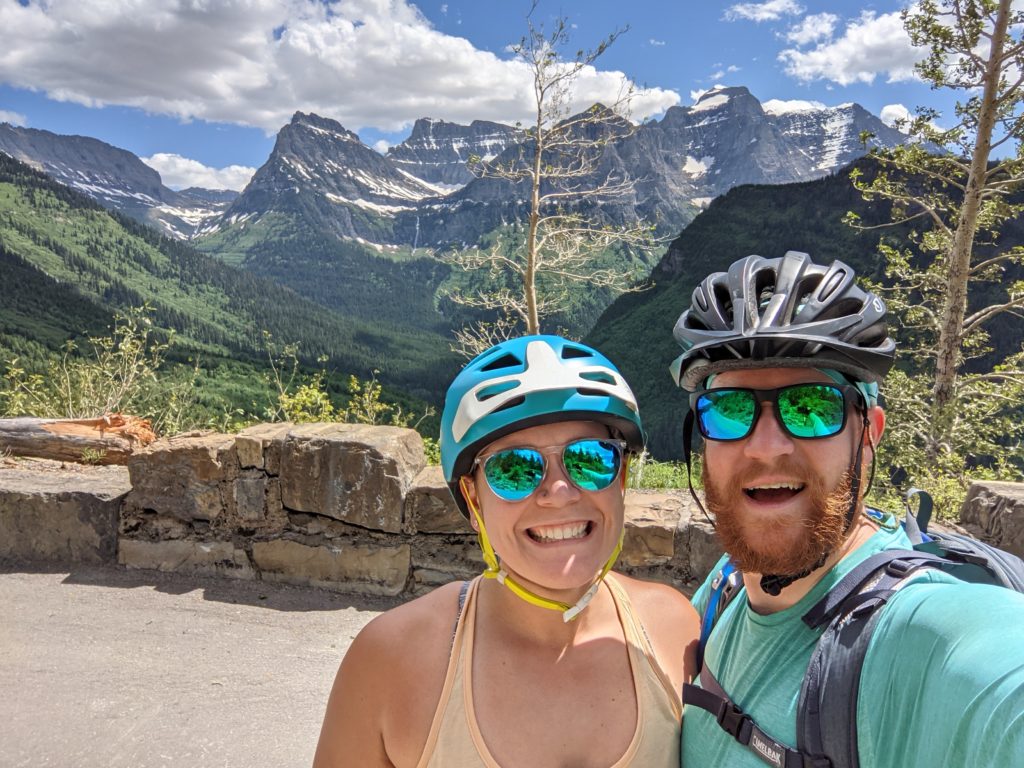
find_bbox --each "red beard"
[702,457,855,577]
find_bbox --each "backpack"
[684,489,1024,768]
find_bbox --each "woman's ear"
[460,475,481,532]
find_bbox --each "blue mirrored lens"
[778,385,845,437]
[562,439,621,491]
[484,448,545,500]
[482,439,622,500]
[697,390,757,440]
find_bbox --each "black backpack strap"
[795,550,946,768]
[800,550,946,630]
[684,666,832,768]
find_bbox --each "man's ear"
[460,475,481,532]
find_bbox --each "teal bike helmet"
[441,335,644,518]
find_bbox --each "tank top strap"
[604,573,656,655]
[416,576,484,768]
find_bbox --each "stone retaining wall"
[2,423,1022,598]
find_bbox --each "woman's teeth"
[527,522,591,542]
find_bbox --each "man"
[671,251,1024,767]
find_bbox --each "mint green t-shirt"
[682,523,1024,767]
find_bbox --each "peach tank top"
[416,574,683,768]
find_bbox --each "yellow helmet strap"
[457,476,624,623]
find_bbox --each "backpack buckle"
[716,700,754,743]
[884,558,917,578]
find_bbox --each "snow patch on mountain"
[763,99,827,115]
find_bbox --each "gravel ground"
[0,564,398,768]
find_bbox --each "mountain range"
[1,85,907,249]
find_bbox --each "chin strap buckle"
[562,580,601,623]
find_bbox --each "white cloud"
[779,11,923,85]
[0,0,680,134]
[0,110,27,126]
[141,153,255,191]
[727,65,740,73]
[650,38,666,47]
[690,89,708,103]
[785,13,838,45]
[725,1,804,23]
[880,103,911,127]
[709,69,726,80]
[372,139,391,154]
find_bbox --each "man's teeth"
[747,482,803,491]
[528,522,590,542]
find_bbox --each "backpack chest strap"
[684,666,833,768]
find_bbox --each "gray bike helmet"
[670,251,895,391]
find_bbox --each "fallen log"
[0,415,157,465]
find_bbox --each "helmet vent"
[581,371,616,385]
[796,274,823,311]
[713,283,732,317]
[561,345,593,360]
[489,395,525,414]
[816,297,862,322]
[577,387,608,398]
[476,380,520,401]
[480,353,521,372]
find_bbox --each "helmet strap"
[458,475,624,622]
[683,410,715,528]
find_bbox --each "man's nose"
[742,402,795,461]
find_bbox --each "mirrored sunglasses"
[690,383,862,441]
[474,438,626,501]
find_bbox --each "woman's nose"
[536,457,582,505]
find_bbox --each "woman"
[314,335,699,767]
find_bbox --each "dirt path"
[0,565,398,768]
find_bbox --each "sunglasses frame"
[688,383,864,442]
[472,438,628,501]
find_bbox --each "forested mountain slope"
[588,158,1024,459]
[0,153,458,405]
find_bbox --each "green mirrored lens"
[484,448,544,500]
[777,384,845,437]
[698,390,757,440]
[562,439,621,491]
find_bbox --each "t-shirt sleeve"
[857,580,1024,768]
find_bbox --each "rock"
[118,538,254,578]
[621,491,684,567]
[404,466,469,534]
[235,422,293,472]
[252,538,410,596]
[678,500,723,584]
[409,536,481,595]
[0,463,129,564]
[126,433,237,522]
[279,424,425,533]
[960,481,1024,559]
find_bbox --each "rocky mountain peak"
[387,116,522,186]
[288,111,361,143]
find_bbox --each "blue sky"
[0,1,950,190]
